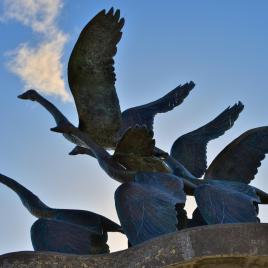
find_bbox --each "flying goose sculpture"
[166,127,268,225]
[169,101,244,178]
[50,122,198,245]
[69,102,244,177]
[0,173,123,254]
[52,122,268,233]
[115,127,268,244]
[115,172,187,246]
[18,8,195,153]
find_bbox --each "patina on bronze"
[1,6,268,266]
[18,8,195,154]
[1,224,268,267]
[0,173,122,255]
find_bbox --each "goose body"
[15,7,268,248]
[67,102,244,180]
[19,8,195,153]
[50,108,257,245]
[115,172,186,246]
[0,173,122,254]
[168,127,268,226]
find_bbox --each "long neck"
[161,154,201,195]
[34,93,69,125]
[99,157,135,183]
[0,174,55,218]
[68,128,135,183]
[164,155,197,180]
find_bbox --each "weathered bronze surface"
[19,7,195,152]
[170,102,244,178]
[1,224,268,268]
[2,6,268,264]
[0,174,122,255]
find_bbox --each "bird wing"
[114,125,155,156]
[205,126,268,183]
[68,8,124,144]
[115,172,186,246]
[120,82,195,134]
[170,102,244,178]
[31,219,109,255]
[195,183,260,224]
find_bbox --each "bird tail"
[101,217,124,233]
[254,187,268,204]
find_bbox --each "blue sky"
[0,0,268,254]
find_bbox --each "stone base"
[1,223,268,267]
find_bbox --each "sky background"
[0,0,268,254]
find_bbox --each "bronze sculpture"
[18,7,195,155]
[0,173,122,254]
[1,7,268,256]
[166,127,268,226]
[69,102,244,177]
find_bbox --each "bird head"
[18,89,39,101]
[69,146,91,156]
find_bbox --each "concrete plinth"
[1,223,268,267]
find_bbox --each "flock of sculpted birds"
[1,8,268,255]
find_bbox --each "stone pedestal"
[1,223,268,267]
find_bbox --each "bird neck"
[58,127,136,183]
[100,157,136,183]
[0,174,55,219]
[165,155,197,180]
[34,93,69,126]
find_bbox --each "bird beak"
[50,126,64,133]
[17,93,27,99]
[69,149,77,155]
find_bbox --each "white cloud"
[2,0,71,101]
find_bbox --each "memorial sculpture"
[1,7,268,260]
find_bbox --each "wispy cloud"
[2,0,71,101]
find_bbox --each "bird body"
[67,103,244,182]
[0,173,122,254]
[19,8,195,153]
[13,7,268,250]
[170,127,268,226]
[115,172,186,246]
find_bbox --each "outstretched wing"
[31,219,109,255]
[114,125,155,156]
[115,173,186,246]
[205,127,268,183]
[68,8,124,145]
[119,82,195,135]
[170,102,244,178]
[195,183,260,224]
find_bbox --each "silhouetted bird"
[115,172,187,246]
[50,123,197,245]
[18,8,195,155]
[69,102,244,179]
[0,173,122,254]
[167,127,268,226]
[48,104,248,244]
[50,117,267,240]
[170,101,244,178]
